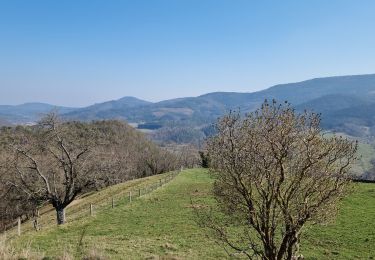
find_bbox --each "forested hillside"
[25,75,375,143]
[2,74,375,143]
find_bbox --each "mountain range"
[2,74,375,141]
[0,103,75,125]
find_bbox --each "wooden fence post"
[33,209,40,231]
[112,197,114,208]
[17,217,21,236]
[90,204,93,216]
[129,191,132,202]
[33,218,39,231]
[138,189,141,197]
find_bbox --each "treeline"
[151,126,206,146]
[0,115,199,230]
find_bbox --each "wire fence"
[352,178,375,183]
[5,169,181,238]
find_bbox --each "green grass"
[325,132,375,176]
[7,169,375,259]
[352,141,375,176]
[302,183,375,259]
[5,171,179,239]
[9,169,227,259]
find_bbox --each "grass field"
[6,169,375,259]
[350,139,375,176]
[325,132,375,176]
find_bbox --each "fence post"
[17,217,21,236]
[33,209,40,231]
[129,191,132,203]
[90,204,93,216]
[112,197,114,208]
[33,218,39,231]
[138,189,141,197]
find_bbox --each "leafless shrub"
[198,100,357,259]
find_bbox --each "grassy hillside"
[302,183,375,259]
[6,169,375,259]
[323,132,375,177]
[354,140,375,176]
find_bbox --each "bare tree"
[0,116,182,226]
[176,145,201,169]
[199,100,357,259]
[0,183,36,230]
[141,146,177,177]
[0,113,108,225]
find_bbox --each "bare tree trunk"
[56,207,66,225]
[276,232,299,260]
[263,245,276,260]
[286,234,300,260]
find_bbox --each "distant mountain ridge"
[3,74,375,140]
[0,103,76,124]
[63,96,152,121]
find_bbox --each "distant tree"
[362,158,375,180]
[0,182,37,230]
[199,100,357,259]
[199,151,210,168]
[177,145,201,168]
[151,126,205,145]
[0,113,113,225]
[158,144,201,170]
[141,146,177,177]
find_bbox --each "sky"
[1,0,375,107]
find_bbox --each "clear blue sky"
[1,0,375,107]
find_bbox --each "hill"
[6,169,375,259]
[64,74,375,117]
[0,117,11,126]
[63,74,375,141]
[4,74,375,141]
[295,94,375,137]
[0,103,76,124]
[63,97,152,121]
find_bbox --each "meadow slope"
[6,169,375,259]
